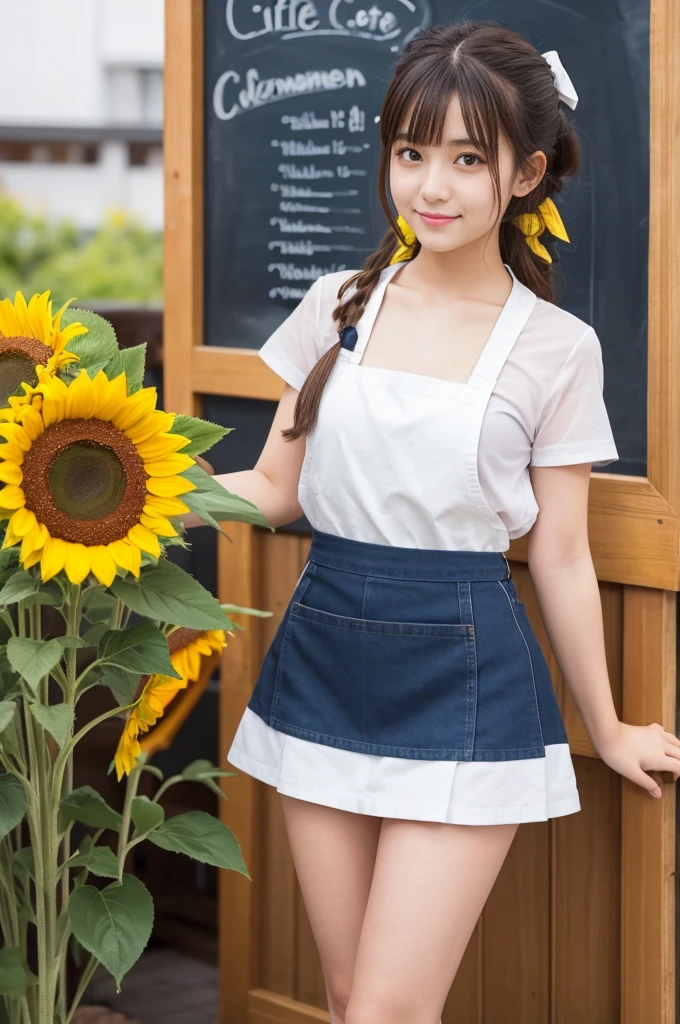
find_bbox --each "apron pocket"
[270,602,477,759]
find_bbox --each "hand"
[596,721,680,798]
[195,454,215,475]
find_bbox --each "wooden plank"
[552,757,621,1024]
[218,522,264,1023]
[249,988,330,1023]
[482,822,549,1024]
[193,347,287,401]
[648,0,680,511]
[163,0,204,417]
[621,586,676,1024]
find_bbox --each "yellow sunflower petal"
[88,546,117,587]
[41,537,68,582]
[143,454,195,477]
[144,495,190,517]
[145,476,195,498]
[93,372,128,421]
[40,376,69,427]
[65,370,98,420]
[111,387,158,431]
[21,548,43,570]
[107,539,141,577]
[0,462,23,485]
[0,424,31,452]
[0,486,25,509]
[63,544,91,585]
[140,512,178,537]
[125,410,175,445]
[128,524,161,558]
[10,507,37,538]
[135,433,190,461]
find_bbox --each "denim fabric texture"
[247,529,568,762]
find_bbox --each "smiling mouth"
[417,212,460,221]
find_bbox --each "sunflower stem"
[55,583,81,1024]
[0,606,16,637]
[116,766,143,884]
[64,953,99,1024]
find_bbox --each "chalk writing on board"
[225,0,429,45]
[213,66,367,119]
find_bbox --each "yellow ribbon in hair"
[390,214,417,264]
[389,198,570,265]
[512,196,569,263]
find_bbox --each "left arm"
[527,462,680,799]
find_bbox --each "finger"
[665,746,680,761]
[663,756,680,777]
[665,732,680,747]
[634,770,662,797]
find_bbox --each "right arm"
[182,384,306,529]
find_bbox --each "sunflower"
[114,628,227,780]
[0,368,195,585]
[0,291,85,407]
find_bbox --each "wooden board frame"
[165,0,680,592]
[163,1,677,1020]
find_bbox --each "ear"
[512,150,547,198]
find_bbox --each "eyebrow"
[394,132,476,146]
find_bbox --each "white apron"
[227,262,581,824]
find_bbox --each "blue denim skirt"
[247,529,568,762]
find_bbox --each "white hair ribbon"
[541,50,578,110]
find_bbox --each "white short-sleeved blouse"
[259,269,619,541]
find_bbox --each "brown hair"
[282,19,580,442]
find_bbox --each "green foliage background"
[0,193,163,305]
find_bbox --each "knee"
[344,995,441,1024]
[325,975,353,1023]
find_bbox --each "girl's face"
[389,92,544,256]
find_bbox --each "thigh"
[347,818,519,1024]
[279,795,382,1006]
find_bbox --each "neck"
[398,236,513,305]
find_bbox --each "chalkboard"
[204,0,650,476]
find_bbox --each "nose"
[418,161,451,205]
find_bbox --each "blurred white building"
[0,0,164,230]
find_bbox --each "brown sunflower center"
[167,628,205,656]
[0,336,52,406]
[22,418,148,545]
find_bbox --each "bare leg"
[345,818,519,1024]
[279,794,382,1024]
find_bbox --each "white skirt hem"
[226,707,581,826]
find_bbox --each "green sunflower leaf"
[99,665,141,706]
[0,572,39,605]
[60,786,122,832]
[0,775,26,840]
[180,759,238,800]
[6,637,64,693]
[29,702,74,749]
[147,810,250,876]
[181,465,273,531]
[0,947,38,998]
[99,622,181,679]
[82,589,118,625]
[69,837,120,879]
[62,307,117,348]
[131,795,164,838]
[110,561,232,630]
[62,309,119,375]
[0,701,16,737]
[68,873,154,990]
[106,344,147,395]
[220,603,272,618]
[169,415,232,456]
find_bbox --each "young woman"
[192,20,680,1023]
